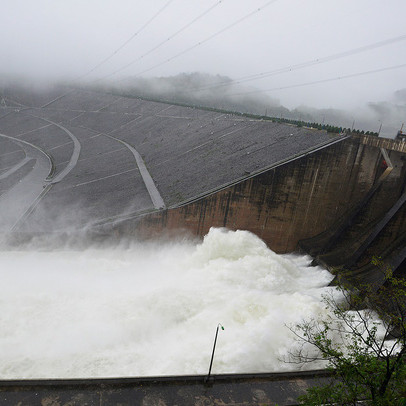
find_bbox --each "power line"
[96,0,225,82]
[193,33,406,92]
[228,63,406,96]
[41,1,175,107]
[108,0,279,82]
[78,0,175,81]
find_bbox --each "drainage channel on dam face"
[0,134,52,233]
[0,228,336,379]
[27,114,82,185]
[99,132,166,210]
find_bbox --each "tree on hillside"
[290,258,406,405]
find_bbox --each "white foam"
[0,227,335,378]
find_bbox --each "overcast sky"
[1,0,405,110]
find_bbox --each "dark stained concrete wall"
[0,371,333,406]
[115,135,406,254]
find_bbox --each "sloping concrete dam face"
[0,87,335,238]
[117,135,406,263]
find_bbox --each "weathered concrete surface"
[360,133,406,153]
[113,136,406,256]
[0,370,332,406]
[297,140,406,277]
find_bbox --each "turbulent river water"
[0,227,335,379]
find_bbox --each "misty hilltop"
[93,72,286,117]
[89,72,405,138]
[1,69,404,138]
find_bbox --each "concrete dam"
[1,86,406,404]
[2,87,404,275]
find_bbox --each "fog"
[1,0,405,126]
[90,71,405,137]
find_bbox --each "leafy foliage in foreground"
[291,259,406,405]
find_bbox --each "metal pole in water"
[205,323,224,383]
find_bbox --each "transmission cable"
[77,0,175,81]
[42,0,175,107]
[106,0,279,82]
[228,63,406,96]
[193,33,406,91]
[96,0,224,82]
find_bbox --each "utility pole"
[205,323,224,384]
[378,121,382,136]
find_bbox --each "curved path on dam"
[32,115,81,185]
[0,133,52,233]
[101,132,166,210]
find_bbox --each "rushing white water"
[0,227,335,379]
